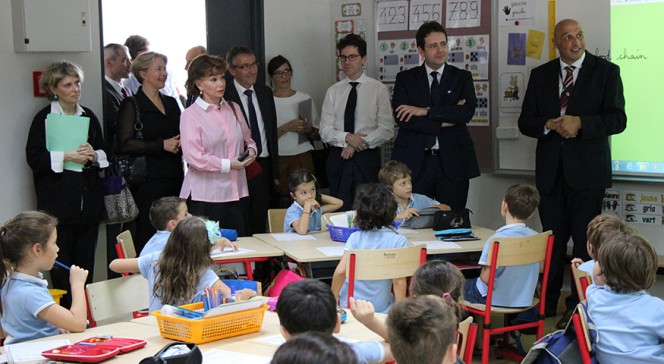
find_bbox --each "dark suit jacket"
[103,79,124,154]
[518,52,626,193]
[224,75,279,180]
[26,105,106,224]
[391,63,480,182]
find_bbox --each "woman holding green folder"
[26,61,107,308]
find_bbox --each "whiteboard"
[494,0,610,172]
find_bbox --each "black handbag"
[101,170,139,224]
[139,342,202,364]
[433,208,472,230]
[114,97,148,187]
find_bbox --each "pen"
[54,260,70,270]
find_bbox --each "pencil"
[54,260,70,270]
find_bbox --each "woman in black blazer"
[116,52,183,253]
[26,61,107,308]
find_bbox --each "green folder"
[46,114,90,172]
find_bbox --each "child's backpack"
[522,303,598,364]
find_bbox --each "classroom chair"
[345,244,427,308]
[571,263,593,301]
[116,230,137,259]
[458,315,478,364]
[267,208,287,233]
[463,231,554,364]
[85,275,149,327]
[571,303,595,364]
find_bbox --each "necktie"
[243,89,262,156]
[560,66,575,111]
[344,82,359,133]
[430,71,441,107]
[120,87,128,98]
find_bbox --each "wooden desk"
[8,310,384,363]
[211,237,284,279]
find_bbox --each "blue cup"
[219,229,238,241]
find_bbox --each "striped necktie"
[560,66,575,111]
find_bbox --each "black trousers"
[131,177,182,255]
[51,223,99,308]
[413,152,470,211]
[326,147,381,211]
[540,170,603,311]
[188,198,250,237]
[247,157,274,235]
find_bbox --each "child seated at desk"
[378,161,448,227]
[284,169,342,234]
[110,217,242,313]
[0,211,88,344]
[140,196,191,257]
[276,279,392,364]
[463,184,540,308]
[271,330,359,364]
[387,295,461,364]
[331,183,409,313]
[410,260,466,321]
[587,234,664,363]
[571,213,633,277]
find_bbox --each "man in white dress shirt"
[320,34,395,210]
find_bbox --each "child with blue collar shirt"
[571,213,633,277]
[464,184,540,308]
[378,161,449,227]
[587,234,664,363]
[276,279,392,364]
[284,169,342,234]
[139,197,189,257]
[1,211,88,344]
[331,183,409,313]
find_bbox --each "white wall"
[0,0,103,224]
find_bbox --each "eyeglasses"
[338,54,361,63]
[425,41,449,50]
[273,69,292,78]
[234,62,259,71]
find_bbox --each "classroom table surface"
[5,307,384,363]
[211,236,284,261]
[253,225,495,263]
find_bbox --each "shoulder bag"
[114,97,148,187]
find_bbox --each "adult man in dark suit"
[224,46,279,235]
[391,21,479,211]
[103,43,132,278]
[518,19,626,327]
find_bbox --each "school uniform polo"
[396,193,439,227]
[283,201,322,233]
[1,272,59,344]
[139,230,171,257]
[138,251,220,313]
[339,227,409,313]
[475,223,539,307]
[348,340,385,363]
[587,284,664,363]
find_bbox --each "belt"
[425,149,439,156]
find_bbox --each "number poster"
[446,0,481,28]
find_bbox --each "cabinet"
[12,0,91,52]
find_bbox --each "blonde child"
[284,169,342,234]
[332,183,409,313]
[110,217,242,313]
[0,211,88,344]
[378,161,448,226]
[571,213,633,277]
[587,234,664,363]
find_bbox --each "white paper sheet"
[203,349,271,364]
[316,246,346,257]
[396,228,417,234]
[414,241,463,250]
[210,247,255,258]
[5,340,71,362]
[254,334,286,346]
[271,233,316,241]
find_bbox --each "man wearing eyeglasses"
[320,34,395,211]
[391,21,479,212]
[224,46,278,235]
